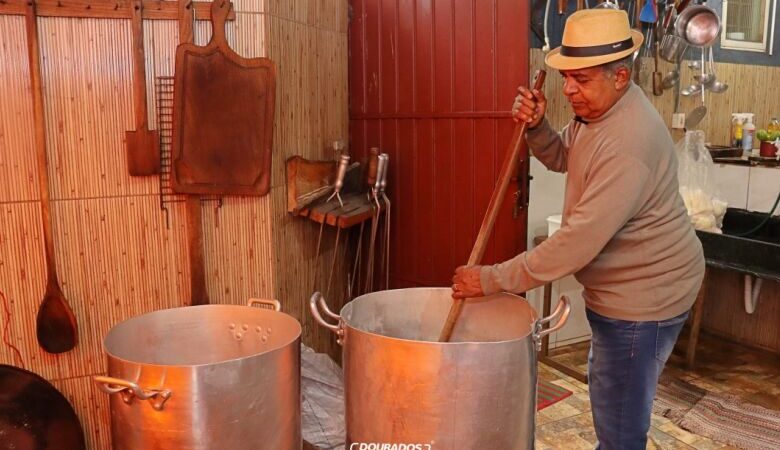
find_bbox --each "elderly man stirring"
[451,9,705,450]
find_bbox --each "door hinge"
[512,160,533,219]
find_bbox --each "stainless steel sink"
[696,208,780,281]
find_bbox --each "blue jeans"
[587,308,689,450]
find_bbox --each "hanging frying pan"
[0,365,85,450]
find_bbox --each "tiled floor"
[536,331,780,449]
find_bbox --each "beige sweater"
[480,83,705,321]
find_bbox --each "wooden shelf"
[299,192,382,229]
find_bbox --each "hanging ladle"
[661,69,679,90]
[681,83,702,96]
[707,47,728,93]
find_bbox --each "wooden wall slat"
[53,373,113,449]
[202,197,277,306]
[0,202,60,378]
[263,12,350,359]
[37,17,157,199]
[0,16,39,203]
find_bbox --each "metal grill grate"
[155,76,222,229]
[155,76,184,228]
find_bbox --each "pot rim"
[103,304,302,368]
[339,287,538,346]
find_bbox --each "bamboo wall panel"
[0,1,348,447]
[0,203,59,377]
[53,369,112,449]
[39,18,159,199]
[235,11,267,57]
[264,12,349,358]
[701,269,780,353]
[0,16,38,203]
[0,196,189,380]
[531,48,780,144]
[201,197,277,305]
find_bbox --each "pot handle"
[533,295,571,351]
[94,376,172,411]
[247,298,281,312]
[310,292,344,342]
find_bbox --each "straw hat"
[545,9,644,71]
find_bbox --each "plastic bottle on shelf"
[731,114,744,148]
[742,114,756,157]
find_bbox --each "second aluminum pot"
[311,287,570,449]
[95,299,302,450]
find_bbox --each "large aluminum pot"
[310,288,570,449]
[95,299,302,450]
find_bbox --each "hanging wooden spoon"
[25,1,78,353]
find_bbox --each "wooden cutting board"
[171,0,276,196]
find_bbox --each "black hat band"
[560,37,634,57]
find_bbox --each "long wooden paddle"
[438,70,547,342]
[26,0,79,353]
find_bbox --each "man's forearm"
[526,118,569,173]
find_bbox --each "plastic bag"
[676,131,728,233]
[301,345,346,449]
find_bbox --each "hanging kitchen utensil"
[348,150,379,298]
[125,0,160,176]
[172,0,276,196]
[686,53,707,131]
[576,0,585,10]
[324,155,352,299]
[557,0,566,15]
[439,70,547,342]
[0,365,86,450]
[694,46,715,85]
[653,42,663,96]
[685,105,707,129]
[680,83,702,96]
[375,153,391,291]
[706,47,728,93]
[673,59,682,114]
[542,0,552,52]
[25,0,78,353]
[363,154,387,294]
[174,1,209,307]
[326,154,350,207]
[660,33,688,63]
[675,5,721,47]
[639,0,657,23]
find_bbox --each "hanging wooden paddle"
[25,0,78,353]
[438,70,547,342]
[171,0,276,196]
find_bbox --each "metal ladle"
[706,47,728,93]
[661,69,679,90]
[681,83,702,96]
[694,47,715,85]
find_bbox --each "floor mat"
[537,379,573,411]
[654,379,780,450]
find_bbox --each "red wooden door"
[349,0,530,288]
